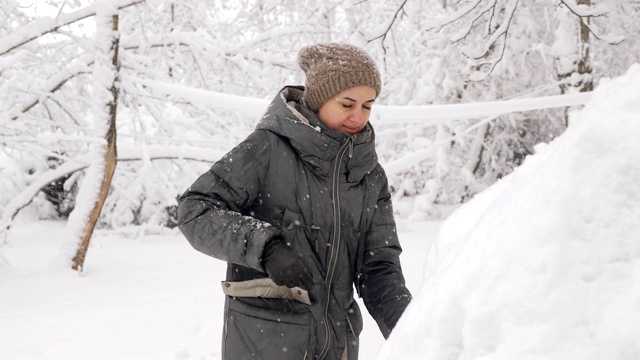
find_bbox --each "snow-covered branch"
[0,144,224,239]
[426,0,483,32]
[123,75,592,122]
[122,76,269,118]
[559,0,610,18]
[366,0,408,44]
[117,144,226,163]
[0,0,143,56]
[0,154,93,236]
[374,91,591,122]
[559,0,624,45]
[448,1,497,43]
[11,54,94,120]
[464,1,518,81]
[462,2,517,60]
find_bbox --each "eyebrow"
[342,97,376,103]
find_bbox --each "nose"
[349,108,365,123]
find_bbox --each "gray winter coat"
[177,86,411,360]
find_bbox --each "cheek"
[320,109,346,130]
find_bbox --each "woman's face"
[316,86,376,135]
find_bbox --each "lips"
[342,126,360,135]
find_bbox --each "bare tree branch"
[449,1,497,44]
[559,0,610,17]
[426,0,484,32]
[559,0,623,45]
[461,1,518,81]
[367,0,408,43]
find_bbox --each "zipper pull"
[348,137,354,158]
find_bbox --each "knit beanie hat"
[298,43,381,112]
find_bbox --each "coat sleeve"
[177,130,279,272]
[358,173,412,339]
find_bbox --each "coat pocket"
[221,278,312,305]
[224,297,314,360]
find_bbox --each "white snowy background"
[2,1,640,359]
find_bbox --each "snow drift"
[378,64,640,360]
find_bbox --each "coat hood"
[256,85,378,182]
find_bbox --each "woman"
[177,43,412,360]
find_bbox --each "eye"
[363,105,372,111]
[341,103,353,109]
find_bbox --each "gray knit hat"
[298,43,381,112]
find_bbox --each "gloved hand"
[262,236,313,290]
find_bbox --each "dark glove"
[262,236,313,290]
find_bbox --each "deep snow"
[377,64,640,360]
[0,218,439,360]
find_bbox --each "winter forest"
[1,0,638,266]
[2,0,640,359]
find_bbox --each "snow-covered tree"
[64,4,120,271]
[358,0,635,217]
[1,0,639,254]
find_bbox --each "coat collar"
[256,86,378,183]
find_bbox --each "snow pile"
[378,63,640,360]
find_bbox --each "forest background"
[1,0,639,270]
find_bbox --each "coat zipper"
[318,137,353,360]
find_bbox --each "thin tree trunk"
[71,11,120,271]
[576,0,593,93]
[466,123,490,176]
[557,0,592,126]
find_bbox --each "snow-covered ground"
[378,64,640,360]
[0,218,439,360]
